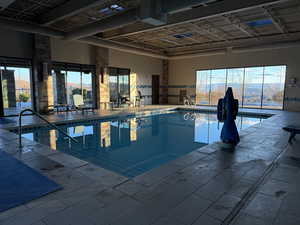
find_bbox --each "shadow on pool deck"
[0,106,299,225]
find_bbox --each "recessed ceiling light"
[99,4,124,14]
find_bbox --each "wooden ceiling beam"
[262,6,288,33]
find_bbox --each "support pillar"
[161,59,169,104]
[33,35,54,113]
[53,70,67,104]
[95,47,109,109]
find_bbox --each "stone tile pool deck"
[0,105,299,225]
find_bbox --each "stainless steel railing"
[19,108,78,148]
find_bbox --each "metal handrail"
[19,108,78,148]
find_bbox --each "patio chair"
[73,94,94,114]
[118,94,133,108]
[183,95,195,106]
[135,90,145,107]
[283,126,300,143]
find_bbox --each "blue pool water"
[20,111,265,177]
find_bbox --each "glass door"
[109,68,130,104]
[0,66,32,116]
[52,69,94,107]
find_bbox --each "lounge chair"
[183,95,195,106]
[283,126,300,143]
[135,91,144,107]
[73,94,94,114]
[117,94,133,108]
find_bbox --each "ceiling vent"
[246,19,273,27]
[99,4,125,15]
[173,33,193,39]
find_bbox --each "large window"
[52,62,95,107]
[196,65,286,109]
[0,58,33,116]
[109,67,130,103]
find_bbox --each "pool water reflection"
[20,111,265,177]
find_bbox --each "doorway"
[152,75,160,105]
[108,67,130,104]
[0,62,33,116]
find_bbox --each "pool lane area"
[17,110,266,177]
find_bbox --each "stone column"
[1,70,16,108]
[33,35,54,114]
[95,47,109,109]
[53,70,67,104]
[160,59,169,104]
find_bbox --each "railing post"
[18,108,78,150]
[18,109,27,149]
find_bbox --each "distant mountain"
[196,83,284,91]
[14,80,92,90]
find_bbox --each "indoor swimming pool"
[19,111,266,177]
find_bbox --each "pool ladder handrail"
[19,108,78,149]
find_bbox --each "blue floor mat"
[0,150,62,212]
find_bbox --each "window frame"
[0,56,34,117]
[108,67,131,103]
[51,61,96,108]
[195,64,287,110]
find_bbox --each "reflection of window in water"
[194,113,263,144]
[101,122,111,148]
[49,130,57,150]
[130,119,137,142]
[100,119,138,149]
[109,120,131,148]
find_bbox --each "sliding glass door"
[196,65,286,110]
[195,70,210,105]
[66,71,81,105]
[109,68,130,104]
[0,64,32,116]
[262,66,286,109]
[243,67,264,108]
[52,63,94,107]
[210,69,227,106]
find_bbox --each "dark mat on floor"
[0,150,62,212]
[0,118,14,124]
[278,156,300,168]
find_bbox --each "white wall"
[169,46,300,111]
[109,49,163,105]
[51,38,96,65]
[0,28,33,59]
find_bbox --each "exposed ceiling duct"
[80,37,168,59]
[63,0,235,41]
[102,0,289,40]
[0,18,64,38]
[0,17,167,59]
[169,40,300,59]
[161,0,219,14]
[38,0,108,25]
[64,9,139,41]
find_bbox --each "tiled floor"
[0,105,299,225]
